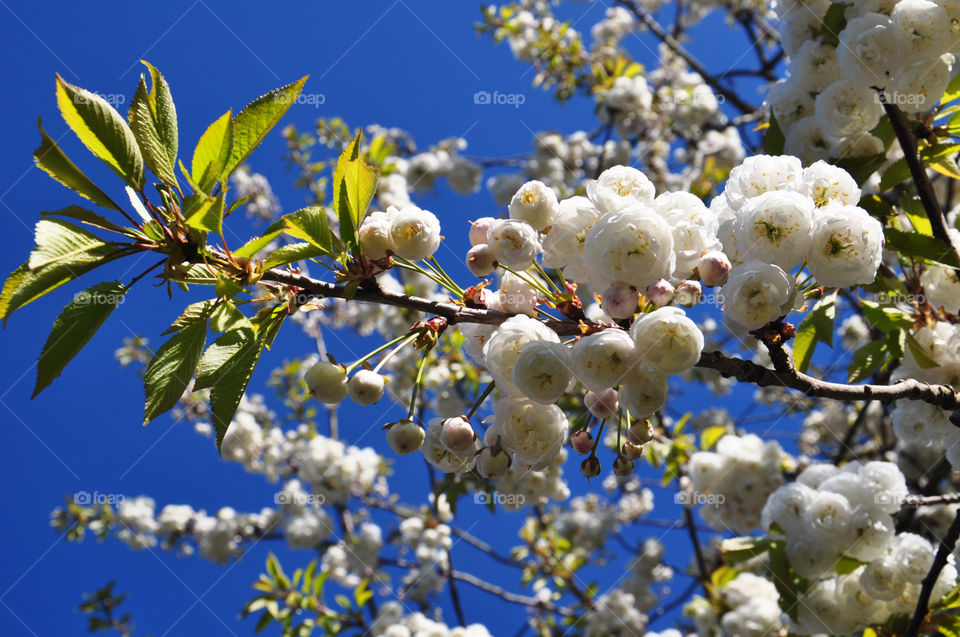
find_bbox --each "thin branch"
[260,268,960,412]
[903,506,960,637]
[449,569,572,616]
[683,506,711,599]
[615,0,758,115]
[901,493,960,508]
[879,97,960,271]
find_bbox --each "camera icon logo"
[474,90,491,105]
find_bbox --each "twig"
[683,507,711,599]
[449,569,572,616]
[903,506,960,637]
[901,493,960,508]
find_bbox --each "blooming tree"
[8,1,960,635]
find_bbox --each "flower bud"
[509,180,559,231]
[348,369,385,405]
[469,217,497,246]
[674,280,702,307]
[627,420,653,445]
[601,281,639,319]
[581,455,602,478]
[697,250,731,287]
[621,441,644,460]
[570,429,595,455]
[584,388,619,420]
[466,243,498,277]
[441,417,476,455]
[645,279,675,307]
[386,420,425,455]
[613,455,635,476]
[305,361,349,404]
[477,446,512,479]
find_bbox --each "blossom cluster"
[686,433,790,533]
[761,460,957,634]
[770,0,958,162]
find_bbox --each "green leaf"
[881,144,960,190]
[848,339,888,383]
[224,75,308,176]
[234,230,285,259]
[191,110,233,194]
[33,281,125,397]
[332,132,363,250]
[0,249,121,325]
[184,190,226,235]
[262,242,327,270]
[793,291,836,373]
[700,425,727,451]
[943,73,960,105]
[762,115,785,156]
[210,327,270,449]
[340,158,379,234]
[905,331,941,369]
[834,555,867,575]
[41,206,131,237]
[162,299,217,334]
[56,74,144,189]
[209,301,253,334]
[195,328,256,390]
[33,118,122,212]
[128,75,179,187]
[818,2,847,46]
[899,196,933,236]
[271,206,333,254]
[143,319,207,425]
[29,219,108,271]
[140,61,178,166]
[720,537,772,563]
[885,227,960,268]
[860,300,914,331]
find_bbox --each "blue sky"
[0,1,787,635]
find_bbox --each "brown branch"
[261,268,960,412]
[448,569,572,617]
[901,493,960,508]
[615,0,758,115]
[879,97,960,270]
[903,506,960,637]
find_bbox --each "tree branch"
[903,506,960,637]
[449,569,572,617]
[616,0,758,115]
[879,97,960,270]
[261,268,960,412]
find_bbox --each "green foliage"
[885,227,960,268]
[142,317,208,425]
[33,118,122,211]
[128,63,179,188]
[56,74,144,189]
[190,110,233,194]
[33,281,125,397]
[225,75,308,176]
[792,291,836,373]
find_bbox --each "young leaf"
[905,331,941,369]
[332,132,363,249]
[0,248,121,325]
[210,328,268,449]
[848,340,888,383]
[55,75,144,189]
[29,219,108,271]
[209,301,253,334]
[184,190,226,235]
[262,242,327,270]
[885,227,960,268]
[224,75,309,176]
[275,206,333,254]
[234,230,285,259]
[128,75,179,188]
[793,292,836,373]
[33,118,122,212]
[340,158,380,232]
[41,206,132,237]
[33,281,125,397]
[860,300,914,332]
[143,319,207,425]
[191,110,233,194]
[194,327,256,390]
[140,61,178,166]
[163,299,218,334]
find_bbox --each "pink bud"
[441,417,476,454]
[584,388,619,420]
[601,281,639,319]
[697,250,732,287]
[581,455,602,478]
[466,244,498,277]
[469,217,497,246]
[613,455,635,476]
[674,280,702,307]
[570,429,595,455]
[627,420,653,445]
[645,279,675,307]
